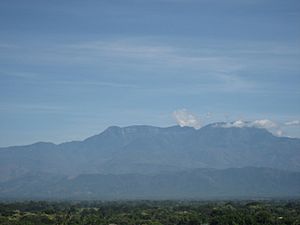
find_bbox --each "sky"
[0,0,300,146]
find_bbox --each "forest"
[0,200,299,225]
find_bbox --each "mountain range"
[0,123,300,199]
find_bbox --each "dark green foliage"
[0,200,299,225]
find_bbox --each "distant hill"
[0,167,299,200]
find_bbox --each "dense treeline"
[0,200,299,225]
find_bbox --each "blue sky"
[0,0,300,146]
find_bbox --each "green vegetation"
[0,200,299,225]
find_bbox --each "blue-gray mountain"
[0,124,300,181]
[1,124,300,199]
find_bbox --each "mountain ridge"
[0,123,299,182]
[1,123,296,149]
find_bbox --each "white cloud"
[275,129,284,137]
[233,120,246,128]
[251,119,277,129]
[221,120,246,128]
[215,119,283,136]
[284,120,300,126]
[173,109,201,129]
[219,119,277,129]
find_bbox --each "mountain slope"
[0,124,300,181]
[0,167,299,200]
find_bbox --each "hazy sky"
[1,0,300,146]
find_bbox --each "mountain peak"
[102,125,195,136]
[105,125,122,133]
